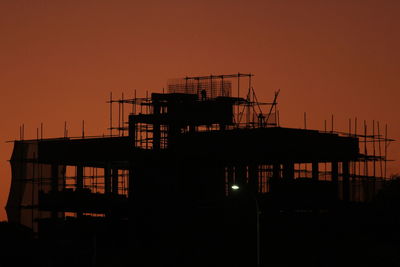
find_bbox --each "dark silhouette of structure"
[6,74,396,266]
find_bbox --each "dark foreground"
[1,194,400,267]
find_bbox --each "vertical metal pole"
[134,89,137,115]
[373,120,376,178]
[82,120,85,138]
[384,124,388,179]
[118,98,121,137]
[252,86,255,127]
[364,121,368,177]
[247,76,252,126]
[355,117,357,136]
[377,122,383,178]
[110,92,113,137]
[277,110,280,127]
[76,165,83,217]
[153,98,161,150]
[32,153,35,230]
[122,93,125,136]
[132,90,135,114]
[332,161,338,195]
[237,73,240,125]
[210,75,213,99]
[343,161,350,202]
[349,118,352,136]
[51,164,59,219]
[355,117,358,178]
[38,157,43,220]
[145,91,149,149]
[195,78,199,99]
[221,76,224,96]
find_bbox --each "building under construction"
[6,74,395,266]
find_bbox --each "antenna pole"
[82,120,85,138]
[110,92,113,137]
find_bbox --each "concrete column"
[168,124,180,148]
[270,163,281,193]
[283,162,294,180]
[128,115,136,147]
[75,165,84,218]
[312,161,319,181]
[272,163,281,179]
[51,164,59,219]
[104,164,111,195]
[51,164,59,192]
[153,102,161,150]
[248,164,258,194]
[128,165,134,199]
[331,161,338,183]
[76,165,83,191]
[331,161,339,200]
[342,161,350,202]
[112,168,119,195]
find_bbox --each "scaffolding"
[221,118,394,203]
[107,73,280,149]
[7,73,395,236]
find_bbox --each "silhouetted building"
[6,74,394,266]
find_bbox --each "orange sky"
[0,0,399,221]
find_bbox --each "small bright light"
[231,185,239,190]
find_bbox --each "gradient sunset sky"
[0,0,399,221]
